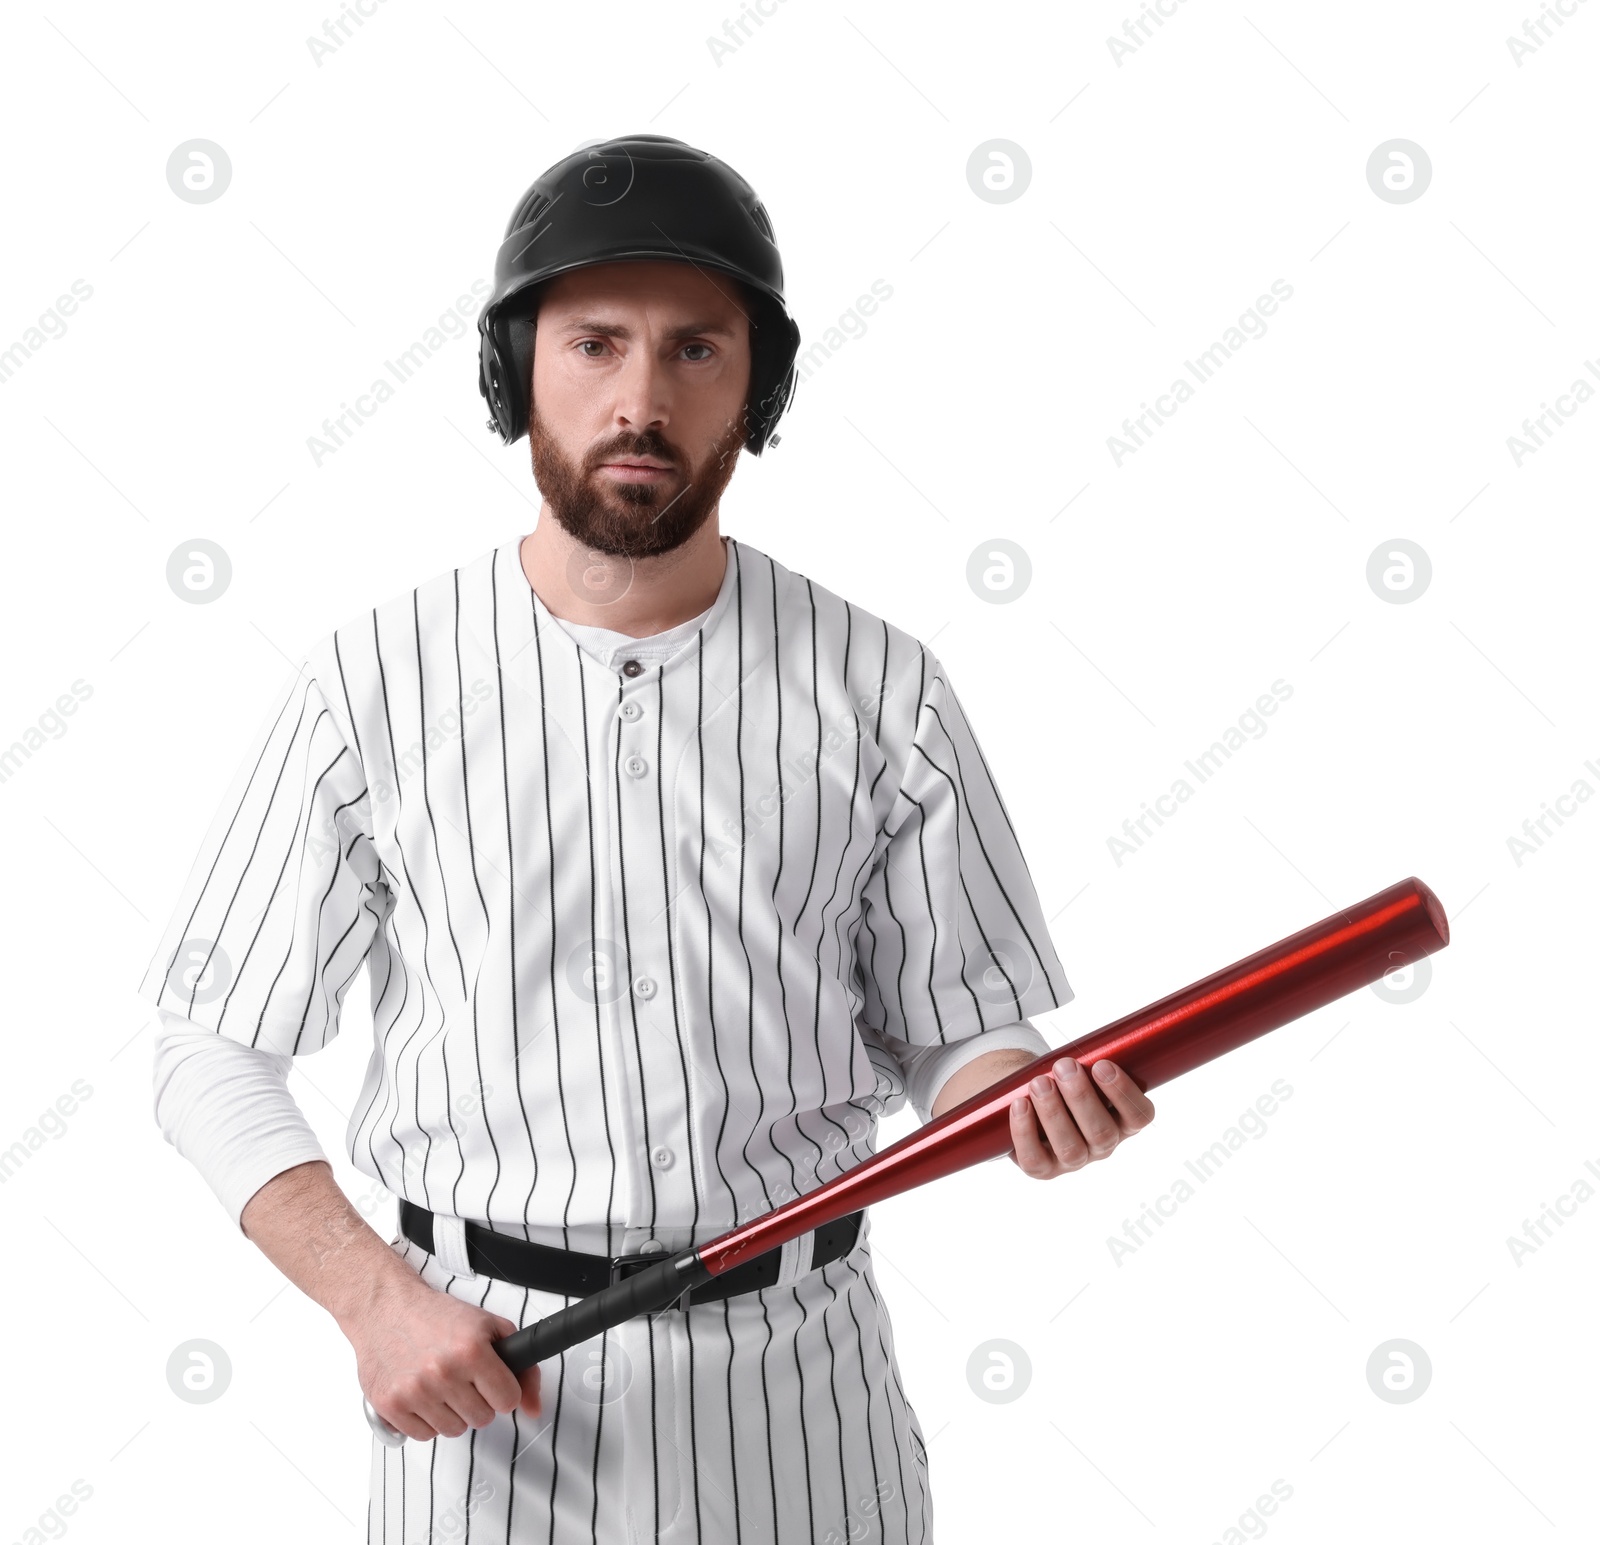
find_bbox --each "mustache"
[588,437,678,469]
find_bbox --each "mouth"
[598,458,674,482]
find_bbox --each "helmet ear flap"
[481,287,542,444]
[478,322,512,441]
[742,293,800,456]
[506,303,537,441]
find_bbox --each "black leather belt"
[398,1200,863,1307]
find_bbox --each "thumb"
[518,1365,542,1417]
[486,1314,519,1340]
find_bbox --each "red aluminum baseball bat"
[518,874,1446,1335]
[369,874,1448,1441]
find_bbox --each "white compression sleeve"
[150,1006,329,1231]
[877,1019,1053,1124]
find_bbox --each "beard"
[528,402,746,561]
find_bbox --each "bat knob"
[364,1395,407,1447]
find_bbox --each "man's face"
[526,259,754,560]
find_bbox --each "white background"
[1,1,1595,1540]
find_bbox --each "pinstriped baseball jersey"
[136,532,1073,1542]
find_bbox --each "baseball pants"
[367,1218,935,1544]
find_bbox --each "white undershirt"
[149,607,1051,1229]
[549,603,717,670]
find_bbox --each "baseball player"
[140,135,1155,1543]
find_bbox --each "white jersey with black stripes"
[139,532,1072,1543]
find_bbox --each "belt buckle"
[606,1252,658,1287]
[608,1249,695,1311]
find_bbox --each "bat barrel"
[696,875,1448,1276]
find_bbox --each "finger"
[518,1365,542,1418]
[443,1376,497,1429]
[378,1400,439,1444]
[1007,1094,1057,1178]
[1026,1071,1091,1169]
[414,1396,469,1439]
[1050,1059,1121,1156]
[470,1312,527,1413]
[1088,1060,1157,1132]
[471,1346,525,1416]
[378,1370,451,1441]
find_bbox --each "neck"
[519,509,727,637]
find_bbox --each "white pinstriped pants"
[367,1218,935,1544]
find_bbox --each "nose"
[608,346,672,439]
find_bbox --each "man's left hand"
[1008,1058,1155,1179]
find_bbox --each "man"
[140,136,1155,1543]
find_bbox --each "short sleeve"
[854,648,1073,1048]
[136,658,382,1055]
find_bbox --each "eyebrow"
[554,316,737,341]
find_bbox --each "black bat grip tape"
[492,1250,713,1372]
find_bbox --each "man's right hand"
[343,1272,541,1442]
[237,1160,541,1444]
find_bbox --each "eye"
[577,339,609,358]
[682,343,714,362]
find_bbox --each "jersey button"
[621,659,644,678]
[624,755,649,778]
[633,975,656,999]
[650,1145,674,1170]
[620,701,642,721]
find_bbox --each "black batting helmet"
[477,134,801,455]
